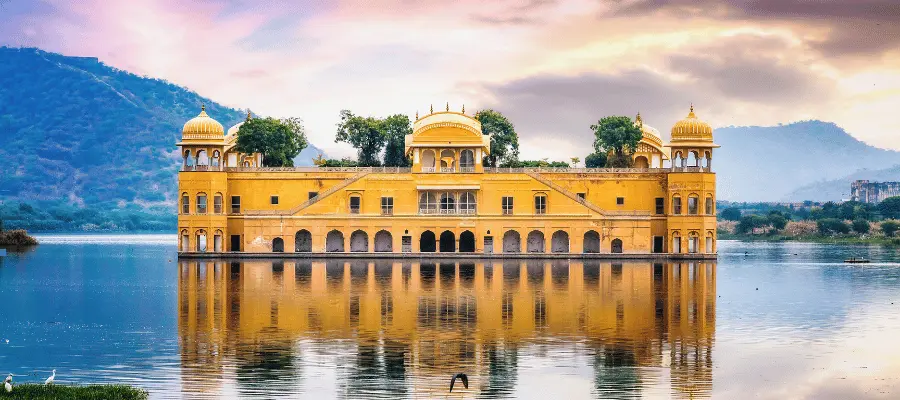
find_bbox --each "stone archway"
[583,230,600,253]
[350,230,369,252]
[503,230,521,253]
[295,229,312,252]
[326,230,345,252]
[459,230,475,252]
[551,230,569,253]
[527,230,545,253]
[611,238,623,254]
[440,230,456,253]
[420,231,436,252]
[374,230,393,252]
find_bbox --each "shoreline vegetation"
[0,229,38,247]
[0,384,147,399]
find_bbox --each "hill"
[0,47,322,211]
[714,121,900,201]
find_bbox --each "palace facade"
[177,105,718,256]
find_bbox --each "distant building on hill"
[851,180,900,204]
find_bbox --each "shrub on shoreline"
[0,384,146,399]
[0,229,38,246]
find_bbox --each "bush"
[852,219,870,234]
[736,215,770,234]
[784,220,817,236]
[584,152,607,168]
[720,207,741,221]
[817,218,850,235]
[881,220,900,237]
[0,229,38,246]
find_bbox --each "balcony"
[419,208,477,215]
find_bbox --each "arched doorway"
[440,230,456,252]
[503,231,521,253]
[459,231,475,252]
[295,229,312,252]
[420,231,436,252]
[196,230,207,252]
[326,230,345,252]
[272,237,284,253]
[374,230,393,252]
[634,155,649,169]
[611,238,623,253]
[551,230,569,253]
[350,230,369,252]
[583,230,600,253]
[527,230,545,253]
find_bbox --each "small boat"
[844,257,870,264]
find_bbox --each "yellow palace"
[176,104,718,257]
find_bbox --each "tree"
[881,220,900,237]
[769,214,788,231]
[852,219,870,234]
[475,110,519,167]
[817,218,850,235]
[381,114,412,167]
[590,116,643,168]
[570,157,580,168]
[235,117,308,167]
[584,152,607,168]
[721,207,741,221]
[736,215,769,234]
[335,110,385,167]
[879,197,900,219]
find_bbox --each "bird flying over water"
[44,369,55,385]
[449,373,468,393]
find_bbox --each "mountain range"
[1,46,898,210]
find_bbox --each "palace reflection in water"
[178,260,715,399]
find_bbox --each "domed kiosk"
[632,112,669,169]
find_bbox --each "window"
[688,195,699,215]
[213,194,223,214]
[350,196,361,214]
[460,192,476,213]
[181,193,189,214]
[577,193,586,199]
[381,197,394,215]
[270,195,279,205]
[196,193,207,214]
[440,192,455,213]
[308,192,318,200]
[706,196,714,215]
[616,197,624,205]
[673,196,682,215]
[534,195,547,215]
[655,198,665,215]
[419,192,437,213]
[231,196,241,214]
[502,196,514,215]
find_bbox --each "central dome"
[182,105,224,137]
[671,105,713,142]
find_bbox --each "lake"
[1,235,900,399]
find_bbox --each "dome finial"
[246,110,252,122]
[688,103,696,118]
[415,110,419,119]
[445,102,449,112]
[430,104,433,114]
[635,112,642,125]
[462,104,465,114]
[201,103,206,112]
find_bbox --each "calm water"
[2,236,900,399]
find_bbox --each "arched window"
[551,230,569,253]
[184,150,194,167]
[673,195,682,215]
[527,230,545,253]
[211,150,220,167]
[459,192,476,214]
[326,230,345,252]
[350,230,369,252]
[213,230,223,252]
[242,161,250,167]
[688,232,699,253]
[295,230,312,252]
[460,150,475,171]
[420,231,436,252]
[440,149,456,172]
[706,231,714,253]
[688,194,699,215]
[272,237,284,253]
[196,193,208,214]
[672,232,682,253]
[197,150,209,166]
[673,151,683,168]
[611,238,623,253]
[706,195,714,215]
[180,229,189,252]
[196,229,207,252]
[181,192,190,214]
[213,193,223,214]
[459,231,475,252]
[687,151,699,167]
[440,192,455,213]
[502,230,521,253]
[421,150,436,171]
[374,230,393,252]
[583,230,600,253]
[419,192,437,214]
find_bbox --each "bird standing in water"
[44,369,55,385]
[449,373,468,393]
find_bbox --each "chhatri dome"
[670,105,713,143]
[634,112,663,147]
[182,105,224,137]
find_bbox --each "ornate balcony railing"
[418,208,476,215]
[459,167,475,173]
[440,167,455,173]
[421,167,436,173]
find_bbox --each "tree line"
[720,198,900,237]
[234,109,645,168]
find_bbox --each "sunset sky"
[3,0,900,160]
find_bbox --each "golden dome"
[671,105,713,142]
[634,113,663,147]
[182,105,224,138]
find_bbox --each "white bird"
[4,374,11,393]
[44,369,55,385]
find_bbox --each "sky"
[2,0,900,160]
